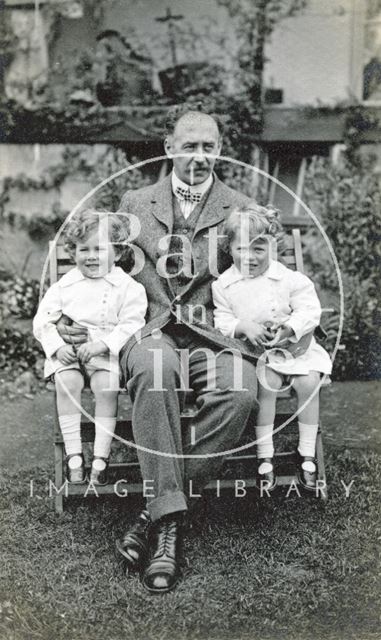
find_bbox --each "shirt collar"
[171,170,213,198]
[219,261,285,288]
[60,265,126,287]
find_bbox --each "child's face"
[230,229,270,278]
[74,223,120,279]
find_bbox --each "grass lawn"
[1,445,381,640]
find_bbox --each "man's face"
[164,114,222,185]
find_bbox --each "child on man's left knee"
[212,202,332,490]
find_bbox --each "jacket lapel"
[150,175,174,234]
[194,174,232,236]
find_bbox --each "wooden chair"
[49,226,328,514]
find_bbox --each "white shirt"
[212,261,332,375]
[171,171,213,219]
[33,265,147,361]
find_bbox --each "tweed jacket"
[117,173,265,364]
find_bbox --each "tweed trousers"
[124,323,258,521]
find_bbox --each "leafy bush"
[0,275,41,320]
[0,326,43,377]
[304,154,381,380]
[88,147,152,211]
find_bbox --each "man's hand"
[56,315,88,346]
[235,320,273,347]
[77,341,108,364]
[55,345,78,365]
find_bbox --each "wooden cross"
[155,6,184,67]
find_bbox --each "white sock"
[298,422,319,458]
[255,424,274,459]
[93,416,116,461]
[59,414,82,457]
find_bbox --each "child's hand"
[77,341,108,363]
[235,320,273,347]
[56,345,77,365]
[266,324,295,347]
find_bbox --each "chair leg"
[54,442,65,514]
[316,427,328,502]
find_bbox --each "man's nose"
[192,146,207,161]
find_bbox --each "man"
[60,107,259,593]
[116,107,263,593]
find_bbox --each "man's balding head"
[164,107,222,185]
[166,107,223,140]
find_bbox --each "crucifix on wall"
[155,6,184,67]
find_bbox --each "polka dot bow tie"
[175,186,202,203]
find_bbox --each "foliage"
[0,326,43,377]
[87,147,152,211]
[304,153,381,380]
[0,98,116,141]
[343,105,380,164]
[0,275,40,321]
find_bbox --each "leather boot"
[142,514,183,594]
[115,510,151,574]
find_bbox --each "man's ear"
[164,136,172,158]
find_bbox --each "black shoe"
[256,457,277,492]
[90,456,109,485]
[65,453,87,484]
[116,510,151,574]
[142,514,183,594]
[296,451,317,491]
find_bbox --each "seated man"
[59,106,260,594]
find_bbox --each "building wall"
[48,0,366,106]
[0,144,107,279]
[5,0,367,106]
[264,0,365,106]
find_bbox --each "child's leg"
[90,370,119,466]
[55,369,84,463]
[292,371,320,458]
[256,368,283,460]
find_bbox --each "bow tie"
[175,186,202,203]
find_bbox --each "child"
[212,203,332,491]
[33,209,147,485]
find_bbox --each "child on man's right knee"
[34,209,147,484]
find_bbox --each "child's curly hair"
[64,209,130,260]
[224,201,286,253]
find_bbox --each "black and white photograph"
[0,1,380,639]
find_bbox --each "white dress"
[33,265,147,378]
[212,261,332,376]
